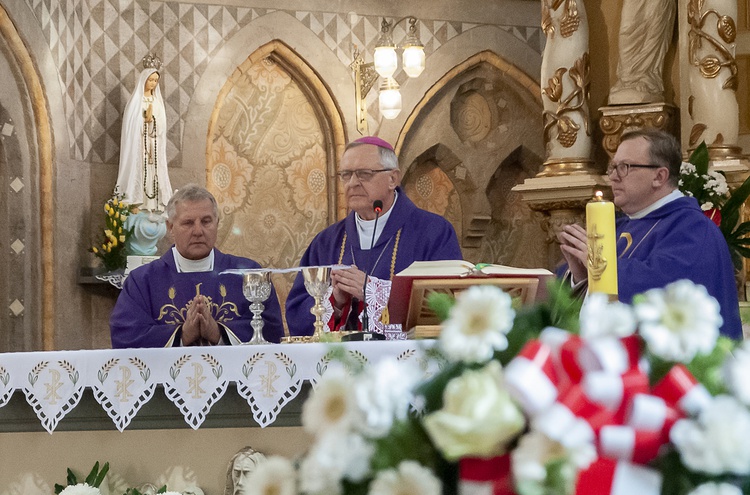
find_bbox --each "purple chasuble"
[616,196,741,339]
[110,249,284,348]
[285,188,462,336]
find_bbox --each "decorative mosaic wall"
[23,0,543,166]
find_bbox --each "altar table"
[0,340,435,433]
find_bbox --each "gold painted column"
[513,0,603,267]
[684,0,741,159]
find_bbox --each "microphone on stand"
[343,200,386,341]
[361,199,383,334]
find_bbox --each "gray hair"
[166,184,219,221]
[344,141,399,170]
[620,128,681,186]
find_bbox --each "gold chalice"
[242,270,273,345]
[301,266,332,342]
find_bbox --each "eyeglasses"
[606,162,663,179]
[337,169,392,182]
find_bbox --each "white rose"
[422,361,525,460]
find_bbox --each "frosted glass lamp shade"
[402,45,425,78]
[374,46,398,78]
[379,78,402,120]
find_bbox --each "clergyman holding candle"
[557,128,741,339]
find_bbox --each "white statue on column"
[116,53,173,258]
[686,0,739,152]
[116,53,173,211]
[540,0,592,171]
[609,0,676,105]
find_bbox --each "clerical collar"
[172,246,215,273]
[628,189,684,219]
[356,191,398,250]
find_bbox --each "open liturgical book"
[389,260,554,337]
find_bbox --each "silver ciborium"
[301,266,332,342]
[242,270,273,345]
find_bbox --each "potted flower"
[90,194,134,272]
[679,142,750,269]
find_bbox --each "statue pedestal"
[125,255,160,274]
[710,157,750,189]
[512,173,609,267]
[125,211,167,256]
[599,103,678,157]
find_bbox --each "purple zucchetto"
[351,136,395,151]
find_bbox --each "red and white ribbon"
[651,364,712,416]
[599,425,664,464]
[458,455,515,495]
[626,393,682,435]
[583,369,650,423]
[575,458,662,495]
[505,340,560,416]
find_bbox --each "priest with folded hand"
[110,184,284,347]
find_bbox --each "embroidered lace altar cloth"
[0,341,434,433]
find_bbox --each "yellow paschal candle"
[586,191,618,297]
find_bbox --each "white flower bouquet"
[55,462,108,495]
[678,141,750,267]
[240,280,748,495]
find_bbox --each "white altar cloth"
[0,341,435,433]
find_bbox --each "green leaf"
[414,360,469,413]
[493,280,581,366]
[370,417,440,472]
[426,292,455,322]
[93,462,109,488]
[729,221,750,238]
[722,172,750,219]
[687,337,735,395]
[689,141,710,176]
[54,483,65,495]
[66,468,77,487]
[84,461,100,486]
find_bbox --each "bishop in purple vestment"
[110,185,283,348]
[285,137,462,336]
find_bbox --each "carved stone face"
[231,454,258,495]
